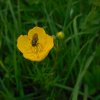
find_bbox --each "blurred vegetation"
[0,0,100,100]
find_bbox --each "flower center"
[32,43,43,54]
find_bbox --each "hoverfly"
[32,33,38,46]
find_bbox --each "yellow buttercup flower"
[17,26,54,61]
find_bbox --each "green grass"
[0,0,100,100]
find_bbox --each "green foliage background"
[0,0,100,100]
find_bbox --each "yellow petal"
[28,26,46,41]
[17,35,32,53]
[23,52,48,62]
[42,35,54,52]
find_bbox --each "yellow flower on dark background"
[17,26,54,61]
